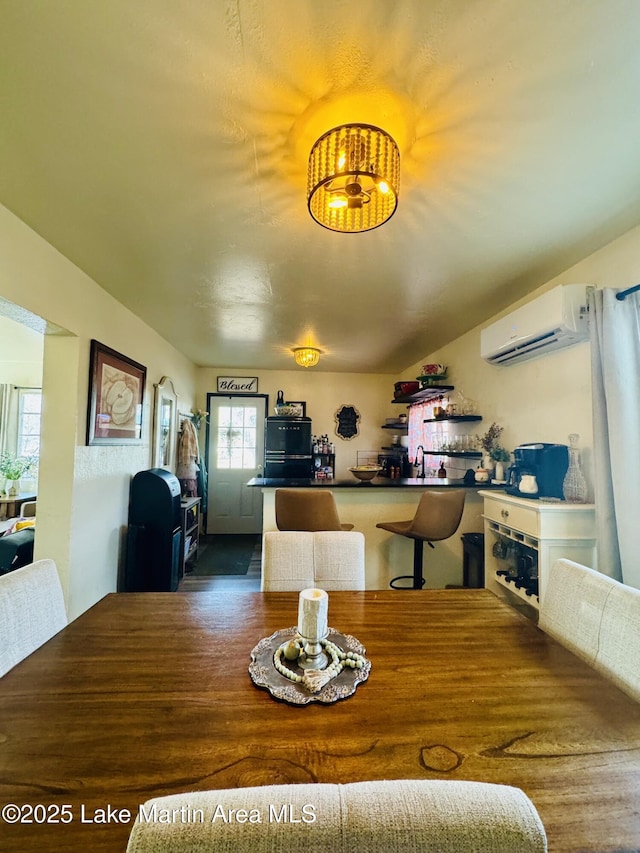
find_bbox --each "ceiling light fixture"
[293,346,321,368]
[307,123,400,233]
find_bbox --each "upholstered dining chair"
[0,558,67,677]
[261,530,365,591]
[538,558,616,666]
[275,488,354,531]
[126,779,547,852]
[376,490,466,589]
[595,578,640,702]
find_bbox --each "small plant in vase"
[490,446,511,482]
[476,423,503,472]
[0,454,35,495]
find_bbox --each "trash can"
[461,532,485,588]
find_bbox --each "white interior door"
[206,395,265,534]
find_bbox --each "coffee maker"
[505,443,569,499]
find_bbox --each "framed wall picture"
[86,340,146,445]
[152,376,179,470]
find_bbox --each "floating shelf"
[423,415,482,423]
[421,450,482,458]
[391,385,454,404]
[381,423,408,430]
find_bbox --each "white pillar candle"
[298,588,328,641]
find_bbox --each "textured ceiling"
[1,0,640,373]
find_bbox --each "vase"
[482,455,494,473]
[4,478,19,496]
[494,461,505,482]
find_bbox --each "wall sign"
[217,376,259,393]
[335,404,361,440]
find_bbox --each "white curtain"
[590,288,640,588]
[0,384,14,456]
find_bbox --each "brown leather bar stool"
[377,490,466,589]
[275,489,354,531]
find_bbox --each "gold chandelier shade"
[293,346,321,368]
[307,123,400,233]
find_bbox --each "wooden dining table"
[0,589,639,852]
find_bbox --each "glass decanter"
[562,433,588,503]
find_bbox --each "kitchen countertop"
[247,476,499,489]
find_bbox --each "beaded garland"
[273,636,366,686]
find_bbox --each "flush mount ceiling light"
[307,123,400,233]
[293,346,321,368]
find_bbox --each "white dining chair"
[594,579,640,702]
[126,779,547,852]
[538,558,615,665]
[261,530,365,591]
[0,558,67,677]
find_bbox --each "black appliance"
[125,468,182,591]
[505,442,569,499]
[264,416,313,479]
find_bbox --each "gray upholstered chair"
[275,489,354,531]
[538,558,615,666]
[20,500,37,518]
[126,779,547,852]
[376,490,466,589]
[594,576,640,702]
[0,558,67,677]
[261,530,365,591]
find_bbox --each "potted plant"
[490,445,511,482]
[476,423,503,471]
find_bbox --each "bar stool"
[275,489,354,531]
[377,491,466,589]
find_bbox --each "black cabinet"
[125,468,182,592]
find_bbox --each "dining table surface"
[1,588,639,852]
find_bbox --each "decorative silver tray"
[249,627,371,705]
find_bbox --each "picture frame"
[86,340,146,446]
[152,376,179,471]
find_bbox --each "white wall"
[0,204,198,619]
[196,368,395,479]
[0,315,44,386]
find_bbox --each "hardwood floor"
[177,537,261,592]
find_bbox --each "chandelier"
[293,347,321,368]
[307,123,400,233]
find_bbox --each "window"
[18,389,41,459]
[215,405,257,469]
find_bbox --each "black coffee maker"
[505,443,569,499]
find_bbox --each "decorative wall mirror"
[152,376,179,470]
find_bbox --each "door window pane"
[215,406,258,469]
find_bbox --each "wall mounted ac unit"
[480,283,591,366]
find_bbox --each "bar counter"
[248,477,496,588]
[248,476,498,489]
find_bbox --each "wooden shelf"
[381,423,408,430]
[180,497,201,574]
[391,385,454,404]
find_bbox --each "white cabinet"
[479,490,595,615]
